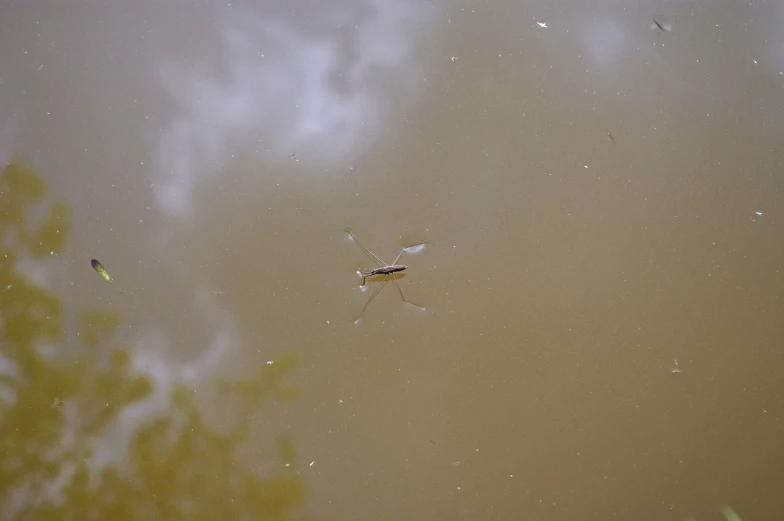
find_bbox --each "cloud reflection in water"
[153,1,434,217]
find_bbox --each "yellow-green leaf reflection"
[23,200,71,257]
[1,154,46,201]
[80,309,123,349]
[0,157,314,521]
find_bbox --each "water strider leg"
[346,231,385,267]
[391,273,425,310]
[355,278,389,323]
[360,271,375,287]
[392,241,428,265]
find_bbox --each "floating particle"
[91,259,112,282]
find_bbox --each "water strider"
[345,230,427,323]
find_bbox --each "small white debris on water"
[671,358,681,373]
[755,211,763,216]
[537,22,548,28]
[309,461,315,467]
[451,56,457,62]
[266,360,274,365]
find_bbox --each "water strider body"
[346,230,427,323]
[358,263,408,286]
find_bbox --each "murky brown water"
[1,1,783,520]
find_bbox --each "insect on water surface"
[91,259,112,282]
[345,230,427,323]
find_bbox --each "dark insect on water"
[345,230,427,323]
[91,259,112,282]
[650,18,672,32]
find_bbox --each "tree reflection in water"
[0,157,310,521]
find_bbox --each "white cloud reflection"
[153,1,433,217]
[577,16,625,67]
